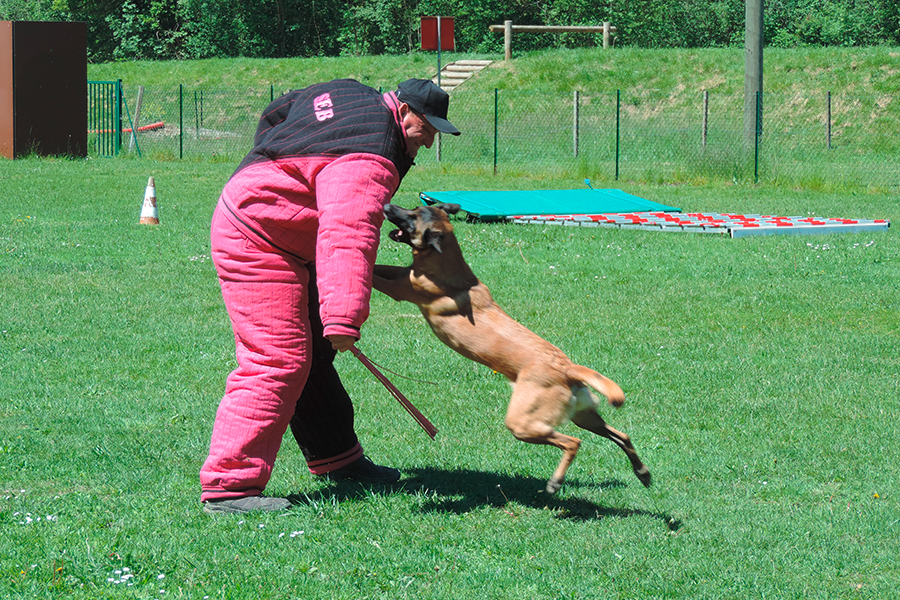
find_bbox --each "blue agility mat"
[419,188,680,221]
[418,187,890,238]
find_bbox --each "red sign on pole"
[420,16,455,51]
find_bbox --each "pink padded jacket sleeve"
[313,152,400,339]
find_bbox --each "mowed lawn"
[1,156,898,599]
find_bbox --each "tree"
[4,0,898,62]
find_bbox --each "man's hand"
[326,334,357,352]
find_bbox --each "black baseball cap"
[396,78,461,136]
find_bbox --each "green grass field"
[3,47,900,598]
[2,155,898,599]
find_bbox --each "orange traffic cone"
[139,176,160,225]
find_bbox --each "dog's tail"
[568,365,625,408]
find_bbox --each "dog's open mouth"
[389,229,411,245]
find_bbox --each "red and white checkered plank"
[507,212,890,238]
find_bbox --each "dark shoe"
[324,456,401,483]
[203,495,292,514]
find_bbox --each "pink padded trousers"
[199,204,315,501]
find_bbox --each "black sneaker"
[203,496,292,514]
[324,456,401,483]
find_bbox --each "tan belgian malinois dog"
[373,203,651,494]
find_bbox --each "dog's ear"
[439,203,462,215]
[423,228,444,253]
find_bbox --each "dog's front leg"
[373,264,415,302]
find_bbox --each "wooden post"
[504,20,512,61]
[744,0,763,146]
[573,90,579,157]
[489,23,616,56]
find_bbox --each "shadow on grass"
[289,466,681,531]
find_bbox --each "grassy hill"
[87,46,900,96]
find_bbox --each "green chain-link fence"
[94,83,900,189]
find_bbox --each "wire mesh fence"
[105,83,900,189]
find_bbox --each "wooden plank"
[489,25,617,33]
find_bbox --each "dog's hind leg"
[572,409,652,487]
[505,380,581,494]
[507,426,582,495]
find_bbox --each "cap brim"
[423,114,461,136]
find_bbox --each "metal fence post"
[437,15,442,89]
[115,79,123,155]
[493,88,499,175]
[121,88,141,158]
[179,84,183,159]
[615,90,620,181]
[194,90,200,138]
[702,90,709,148]
[573,90,579,158]
[754,90,760,183]
[826,91,832,150]
[129,85,144,153]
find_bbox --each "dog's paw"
[545,479,562,495]
[635,466,652,488]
